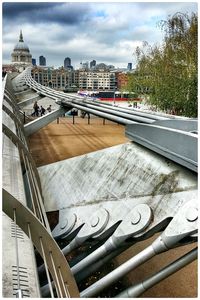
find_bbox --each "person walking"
[32,101,39,116]
[40,105,46,116]
[47,105,52,112]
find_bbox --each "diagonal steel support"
[80,199,197,297]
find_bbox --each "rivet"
[131,211,141,225]
[186,207,198,222]
[91,216,100,227]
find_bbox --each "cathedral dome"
[13,30,30,52]
[11,30,32,70]
[14,41,30,52]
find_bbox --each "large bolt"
[131,211,141,225]
[186,207,198,222]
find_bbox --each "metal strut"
[80,199,197,297]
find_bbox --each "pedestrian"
[40,105,46,116]
[32,101,39,116]
[47,105,52,112]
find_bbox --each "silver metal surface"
[3,189,80,298]
[126,123,197,172]
[72,204,152,274]
[69,100,155,124]
[116,247,197,298]
[80,199,197,297]
[83,99,168,121]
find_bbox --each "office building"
[127,62,132,71]
[64,57,71,69]
[39,55,46,66]
[32,58,36,65]
[90,60,96,68]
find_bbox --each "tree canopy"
[126,12,198,117]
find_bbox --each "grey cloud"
[3,2,91,25]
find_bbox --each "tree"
[127,12,198,117]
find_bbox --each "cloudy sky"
[2,1,198,69]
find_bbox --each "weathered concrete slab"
[38,142,197,214]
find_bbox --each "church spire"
[19,30,24,42]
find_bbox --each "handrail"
[3,189,80,298]
[3,124,46,225]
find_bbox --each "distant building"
[32,58,36,65]
[127,62,132,71]
[31,66,79,90]
[116,72,128,89]
[64,57,71,69]
[90,60,96,68]
[80,61,89,70]
[79,69,115,90]
[39,55,46,66]
[2,64,18,75]
[11,30,32,72]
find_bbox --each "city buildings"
[31,63,134,91]
[5,31,134,92]
[31,66,79,90]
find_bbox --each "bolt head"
[91,216,100,227]
[186,207,198,222]
[131,211,141,225]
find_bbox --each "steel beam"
[126,123,197,172]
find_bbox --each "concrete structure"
[2,66,198,298]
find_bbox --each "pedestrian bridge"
[2,67,198,297]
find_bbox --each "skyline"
[2,2,198,69]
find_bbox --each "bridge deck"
[28,116,197,298]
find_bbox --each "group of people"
[31,101,52,117]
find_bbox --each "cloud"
[3,2,91,25]
[2,2,198,68]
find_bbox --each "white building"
[79,70,115,90]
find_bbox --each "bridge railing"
[2,74,79,298]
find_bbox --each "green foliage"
[128,12,198,117]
